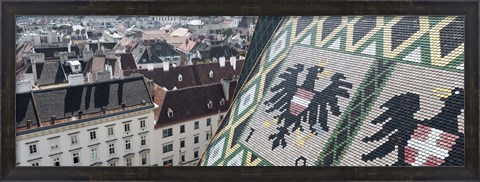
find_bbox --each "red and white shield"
[289,88,315,116]
[404,124,459,166]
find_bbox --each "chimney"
[219,57,226,67]
[116,55,123,78]
[220,79,230,101]
[163,61,169,71]
[59,52,69,65]
[30,59,38,85]
[230,56,237,70]
[87,71,93,83]
[68,40,72,53]
[30,53,45,63]
[16,79,33,93]
[82,50,93,62]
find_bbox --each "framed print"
[1,0,479,181]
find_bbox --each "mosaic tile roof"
[199,16,464,166]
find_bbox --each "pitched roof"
[151,42,179,57]
[156,80,237,127]
[15,75,152,129]
[26,61,67,86]
[177,39,198,52]
[238,16,256,29]
[16,92,39,128]
[118,53,137,70]
[193,59,244,85]
[90,56,106,81]
[123,66,198,90]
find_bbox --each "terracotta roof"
[152,84,167,121]
[177,39,198,52]
[90,56,106,81]
[118,53,137,70]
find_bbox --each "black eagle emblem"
[362,88,464,166]
[264,64,353,150]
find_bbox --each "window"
[90,131,97,140]
[206,132,210,140]
[220,98,225,106]
[194,149,199,159]
[31,161,39,166]
[53,157,60,166]
[125,139,131,150]
[208,70,214,78]
[91,147,98,161]
[107,127,114,136]
[71,134,79,145]
[141,152,149,166]
[180,125,185,133]
[207,118,211,126]
[194,135,200,144]
[162,143,173,153]
[181,153,185,162]
[167,108,174,118]
[141,135,147,146]
[163,128,173,138]
[194,121,199,130]
[140,119,146,128]
[207,100,213,109]
[29,144,37,154]
[126,157,133,166]
[163,158,173,166]
[220,115,224,121]
[109,143,115,155]
[180,139,185,148]
[178,74,183,82]
[109,161,117,166]
[124,123,130,132]
[72,152,80,164]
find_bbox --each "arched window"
[167,108,174,118]
[208,70,214,78]
[207,100,213,109]
[178,74,183,82]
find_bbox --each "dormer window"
[209,70,214,78]
[51,115,57,125]
[167,108,174,118]
[178,74,183,82]
[207,100,213,109]
[26,119,32,129]
[78,110,83,119]
[220,98,225,106]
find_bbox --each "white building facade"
[154,113,225,166]
[16,105,157,167]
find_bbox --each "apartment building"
[15,75,158,166]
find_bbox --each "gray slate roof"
[16,75,152,128]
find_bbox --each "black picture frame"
[1,0,478,181]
